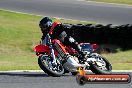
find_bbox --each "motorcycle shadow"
[0,72,72,77]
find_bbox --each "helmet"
[39,17,52,33]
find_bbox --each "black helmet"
[39,17,52,32]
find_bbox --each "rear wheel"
[71,72,78,76]
[89,54,112,74]
[38,55,64,77]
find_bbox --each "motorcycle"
[34,23,112,77]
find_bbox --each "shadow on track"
[0,72,71,77]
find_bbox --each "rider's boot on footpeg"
[78,51,87,64]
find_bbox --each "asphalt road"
[0,72,131,88]
[0,0,132,24]
[0,0,132,88]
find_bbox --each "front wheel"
[38,55,64,77]
[89,54,112,74]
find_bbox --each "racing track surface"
[0,0,132,88]
[0,0,132,24]
[0,72,131,88]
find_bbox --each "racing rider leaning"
[39,17,86,64]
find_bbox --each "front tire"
[38,55,64,77]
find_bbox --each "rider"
[39,17,86,63]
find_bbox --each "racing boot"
[78,51,87,64]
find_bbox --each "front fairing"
[34,34,51,55]
[34,44,50,55]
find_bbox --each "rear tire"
[89,56,112,74]
[71,72,78,76]
[38,55,64,77]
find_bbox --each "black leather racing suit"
[41,23,84,61]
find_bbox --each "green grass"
[87,0,132,5]
[0,10,41,70]
[102,50,132,70]
[0,10,92,71]
[0,9,132,70]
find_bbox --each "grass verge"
[102,50,132,70]
[86,0,132,5]
[0,9,92,71]
[0,9,132,70]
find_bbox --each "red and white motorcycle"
[34,22,112,77]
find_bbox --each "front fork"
[50,45,57,65]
